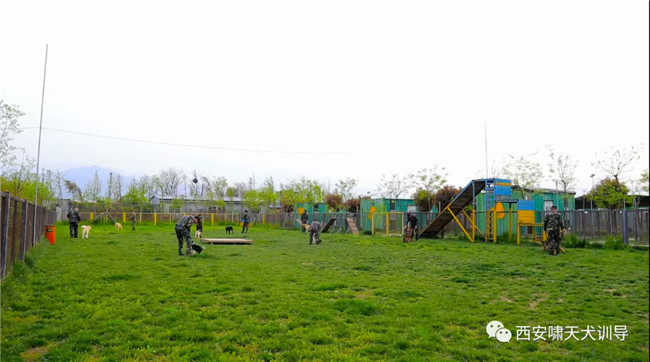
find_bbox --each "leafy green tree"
[242,189,263,212]
[170,198,183,213]
[409,166,447,211]
[591,178,632,209]
[122,178,150,212]
[258,177,278,211]
[0,155,56,205]
[412,189,433,212]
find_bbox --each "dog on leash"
[115,222,123,230]
[81,225,92,239]
[195,229,202,239]
[225,225,234,234]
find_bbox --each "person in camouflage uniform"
[543,206,565,256]
[130,212,137,231]
[175,214,199,255]
[309,220,322,245]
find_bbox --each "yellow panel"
[496,182,512,186]
[518,210,535,224]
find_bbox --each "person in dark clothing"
[67,207,81,238]
[300,210,309,232]
[196,214,203,236]
[130,212,137,231]
[403,213,419,242]
[241,210,250,233]
[175,214,199,255]
[543,206,565,256]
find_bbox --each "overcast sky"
[2,0,648,197]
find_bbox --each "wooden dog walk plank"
[346,218,359,235]
[321,218,336,233]
[200,238,253,245]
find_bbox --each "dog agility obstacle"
[200,238,253,245]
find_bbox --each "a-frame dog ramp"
[321,218,336,233]
[419,179,487,239]
[346,217,359,235]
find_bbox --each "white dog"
[115,222,123,230]
[81,225,92,239]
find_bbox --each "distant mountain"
[61,165,134,198]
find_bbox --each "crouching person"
[175,214,199,256]
[309,220,322,245]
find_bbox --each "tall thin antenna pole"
[33,44,48,243]
[484,121,488,179]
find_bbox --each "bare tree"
[0,100,25,172]
[377,173,411,198]
[547,146,578,222]
[83,171,103,203]
[593,145,641,187]
[502,153,543,197]
[335,177,358,202]
[156,168,185,196]
[112,173,123,201]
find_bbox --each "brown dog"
[115,222,123,230]
[302,223,311,232]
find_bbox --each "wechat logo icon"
[486,320,512,343]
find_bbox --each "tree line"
[2,99,648,212]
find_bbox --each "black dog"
[225,225,234,234]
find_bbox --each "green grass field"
[1,223,648,361]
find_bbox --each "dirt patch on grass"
[355,290,374,299]
[21,345,51,361]
[500,295,514,303]
[528,296,548,310]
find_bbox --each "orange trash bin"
[45,225,56,244]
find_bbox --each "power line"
[20,126,351,155]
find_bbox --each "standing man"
[130,211,137,231]
[241,210,250,234]
[544,206,565,256]
[67,207,81,238]
[300,210,309,232]
[309,220,323,245]
[175,214,200,256]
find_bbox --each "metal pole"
[484,122,488,179]
[32,44,48,244]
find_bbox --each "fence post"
[21,199,28,262]
[622,204,628,245]
[1,193,10,278]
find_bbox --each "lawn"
[1,223,648,361]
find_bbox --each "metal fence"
[424,209,649,244]
[0,192,56,279]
